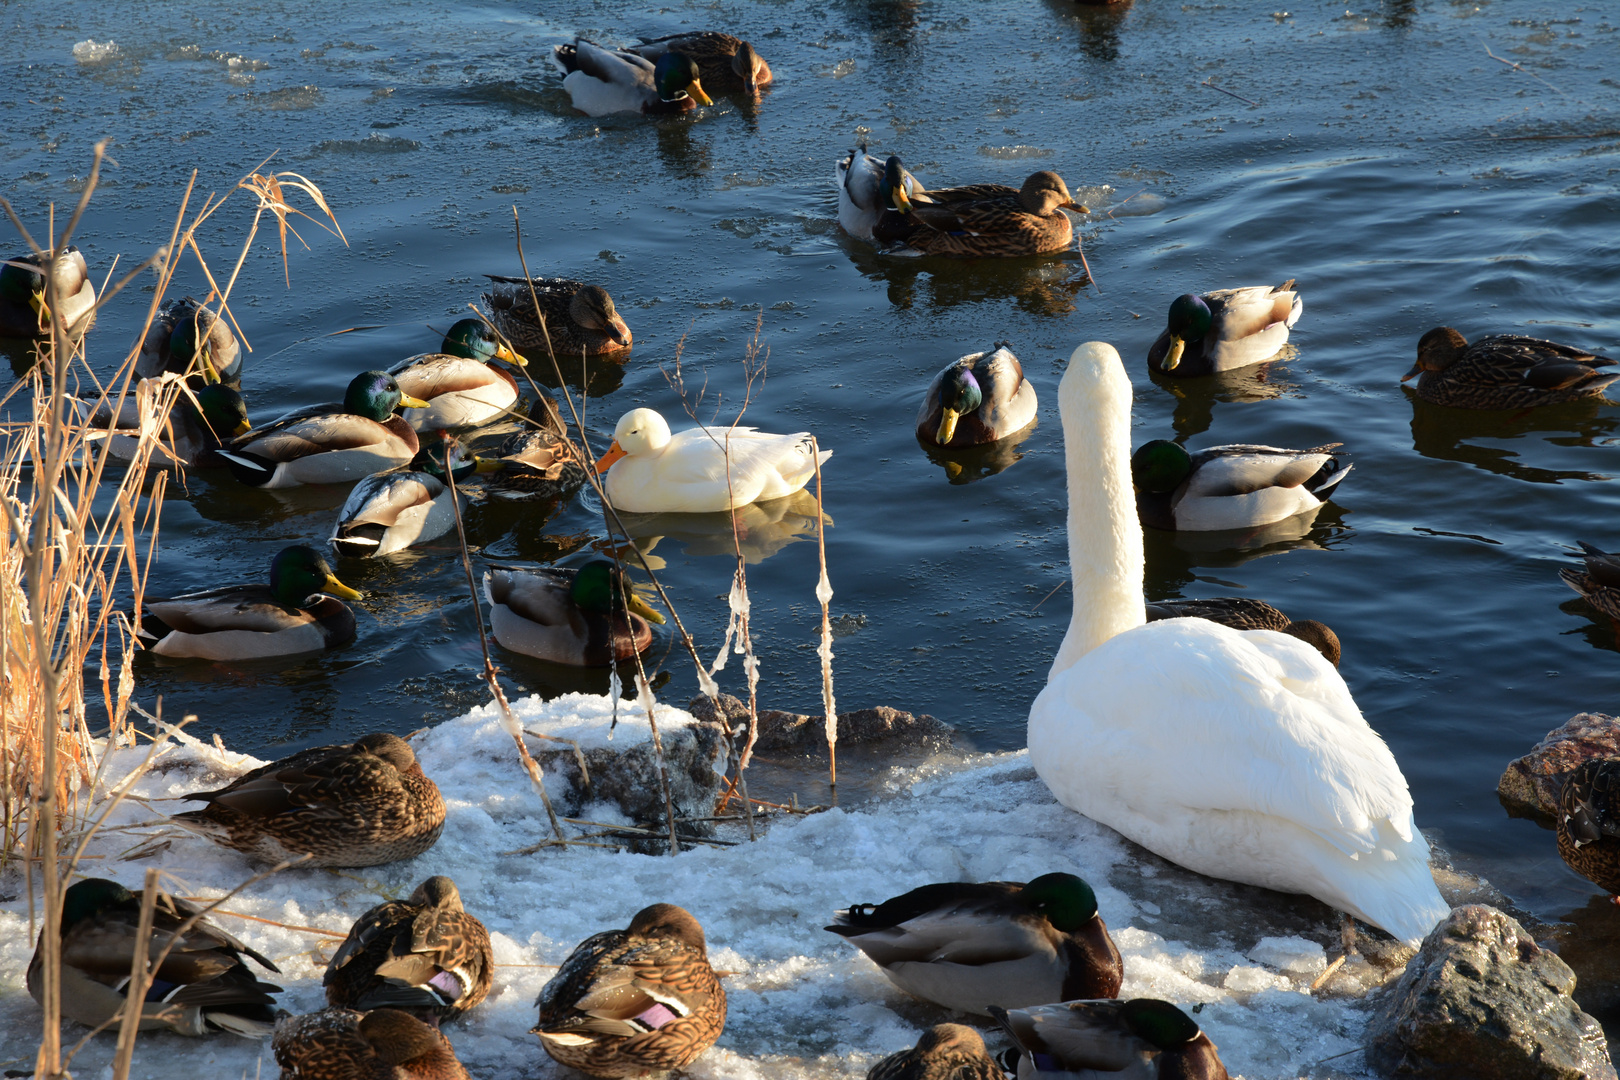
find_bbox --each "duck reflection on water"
[918,420,1037,486]
[1148,347,1298,441]
[614,488,831,569]
[843,245,1090,316]
[1406,391,1617,486]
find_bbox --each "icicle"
[607,663,621,739]
[817,563,836,750]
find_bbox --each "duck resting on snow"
[1027,341,1449,947]
[866,1025,1004,1080]
[991,998,1230,1080]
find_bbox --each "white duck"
[594,407,832,514]
[836,147,928,241]
[1026,341,1448,947]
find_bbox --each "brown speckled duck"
[1402,327,1617,409]
[875,171,1086,258]
[533,903,726,1079]
[27,877,283,1037]
[483,276,632,358]
[1144,597,1341,668]
[630,32,771,94]
[867,1024,1005,1080]
[826,873,1121,1016]
[273,1007,471,1080]
[1558,758,1620,899]
[324,876,492,1023]
[490,392,588,500]
[1559,541,1620,626]
[172,733,445,868]
[991,998,1230,1080]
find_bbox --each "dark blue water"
[5,0,1619,969]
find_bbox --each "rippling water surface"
[6,0,1620,1008]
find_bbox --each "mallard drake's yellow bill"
[399,393,432,409]
[473,457,503,474]
[688,79,713,106]
[231,418,252,437]
[594,440,627,473]
[1160,337,1186,372]
[496,341,527,366]
[323,574,363,601]
[626,590,666,625]
[936,406,962,445]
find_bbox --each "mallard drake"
[990,998,1230,1080]
[484,561,663,666]
[26,877,283,1037]
[1560,541,1620,625]
[837,148,929,241]
[826,874,1121,1016]
[388,319,526,432]
[874,171,1086,258]
[867,1025,1004,1080]
[324,876,492,1023]
[1130,439,1350,532]
[172,732,446,868]
[595,407,832,513]
[533,903,726,1079]
[1403,327,1618,409]
[71,378,250,469]
[139,545,361,660]
[331,435,496,558]
[0,246,96,339]
[273,1007,471,1080]
[1557,759,1620,899]
[138,297,242,383]
[483,276,632,359]
[218,370,429,488]
[1028,343,1447,946]
[630,32,771,94]
[551,39,713,117]
[1147,282,1302,376]
[490,392,588,499]
[1144,597,1341,667]
[917,345,1037,447]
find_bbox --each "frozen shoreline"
[0,692,1380,1079]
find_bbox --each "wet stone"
[687,692,952,754]
[1499,712,1620,822]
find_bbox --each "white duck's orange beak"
[595,439,627,473]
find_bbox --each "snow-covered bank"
[0,693,1377,1079]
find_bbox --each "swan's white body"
[1027,341,1448,946]
[600,407,832,514]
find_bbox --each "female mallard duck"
[1560,540,1620,625]
[139,544,361,660]
[867,1025,1004,1080]
[1557,758,1620,899]
[1145,597,1340,667]
[1028,342,1448,946]
[483,276,632,358]
[533,903,726,1079]
[273,1008,471,1080]
[1402,327,1617,409]
[1147,282,1302,376]
[331,435,496,558]
[218,370,429,488]
[990,998,1230,1080]
[138,296,242,383]
[917,345,1037,447]
[388,319,526,432]
[324,876,493,1023]
[490,392,588,500]
[874,171,1086,258]
[1,246,95,338]
[1130,439,1351,532]
[551,39,713,116]
[27,877,283,1037]
[630,31,771,94]
[595,407,832,513]
[837,148,928,241]
[826,873,1121,1016]
[173,732,445,868]
[484,560,663,666]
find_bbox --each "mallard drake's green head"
[1018,171,1088,217]
[1160,294,1214,371]
[1130,439,1192,494]
[569,286,632,347]
[936,366,984,444]
[271,544,363,606]
[1121,998,1203,1050]
[1020,872,1100,932]
[188,383,251,439]
[571,560,666,625]
[0,252,49,324]
[346,370,431,422]
[61,877,136,930]
[653,52,712,105]
[1405,326,1469,381]
[443,317,526,366]
[733,41,768,94]
[881,156,915,215]
[414,432,498,482]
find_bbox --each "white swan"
[1027,341,1448,946]
[594,407,831,514]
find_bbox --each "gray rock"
[1499,712,1620,821]
[535,722,728,834]
[686,693,951,754]
[1367,904,1616,1080]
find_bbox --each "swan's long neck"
[1048,342,1145,680]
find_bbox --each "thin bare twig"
[1200,78,1259,107]
[1481,40,1565,97]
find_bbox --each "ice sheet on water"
[71,39,119,64]
[0,692,1376,1079]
